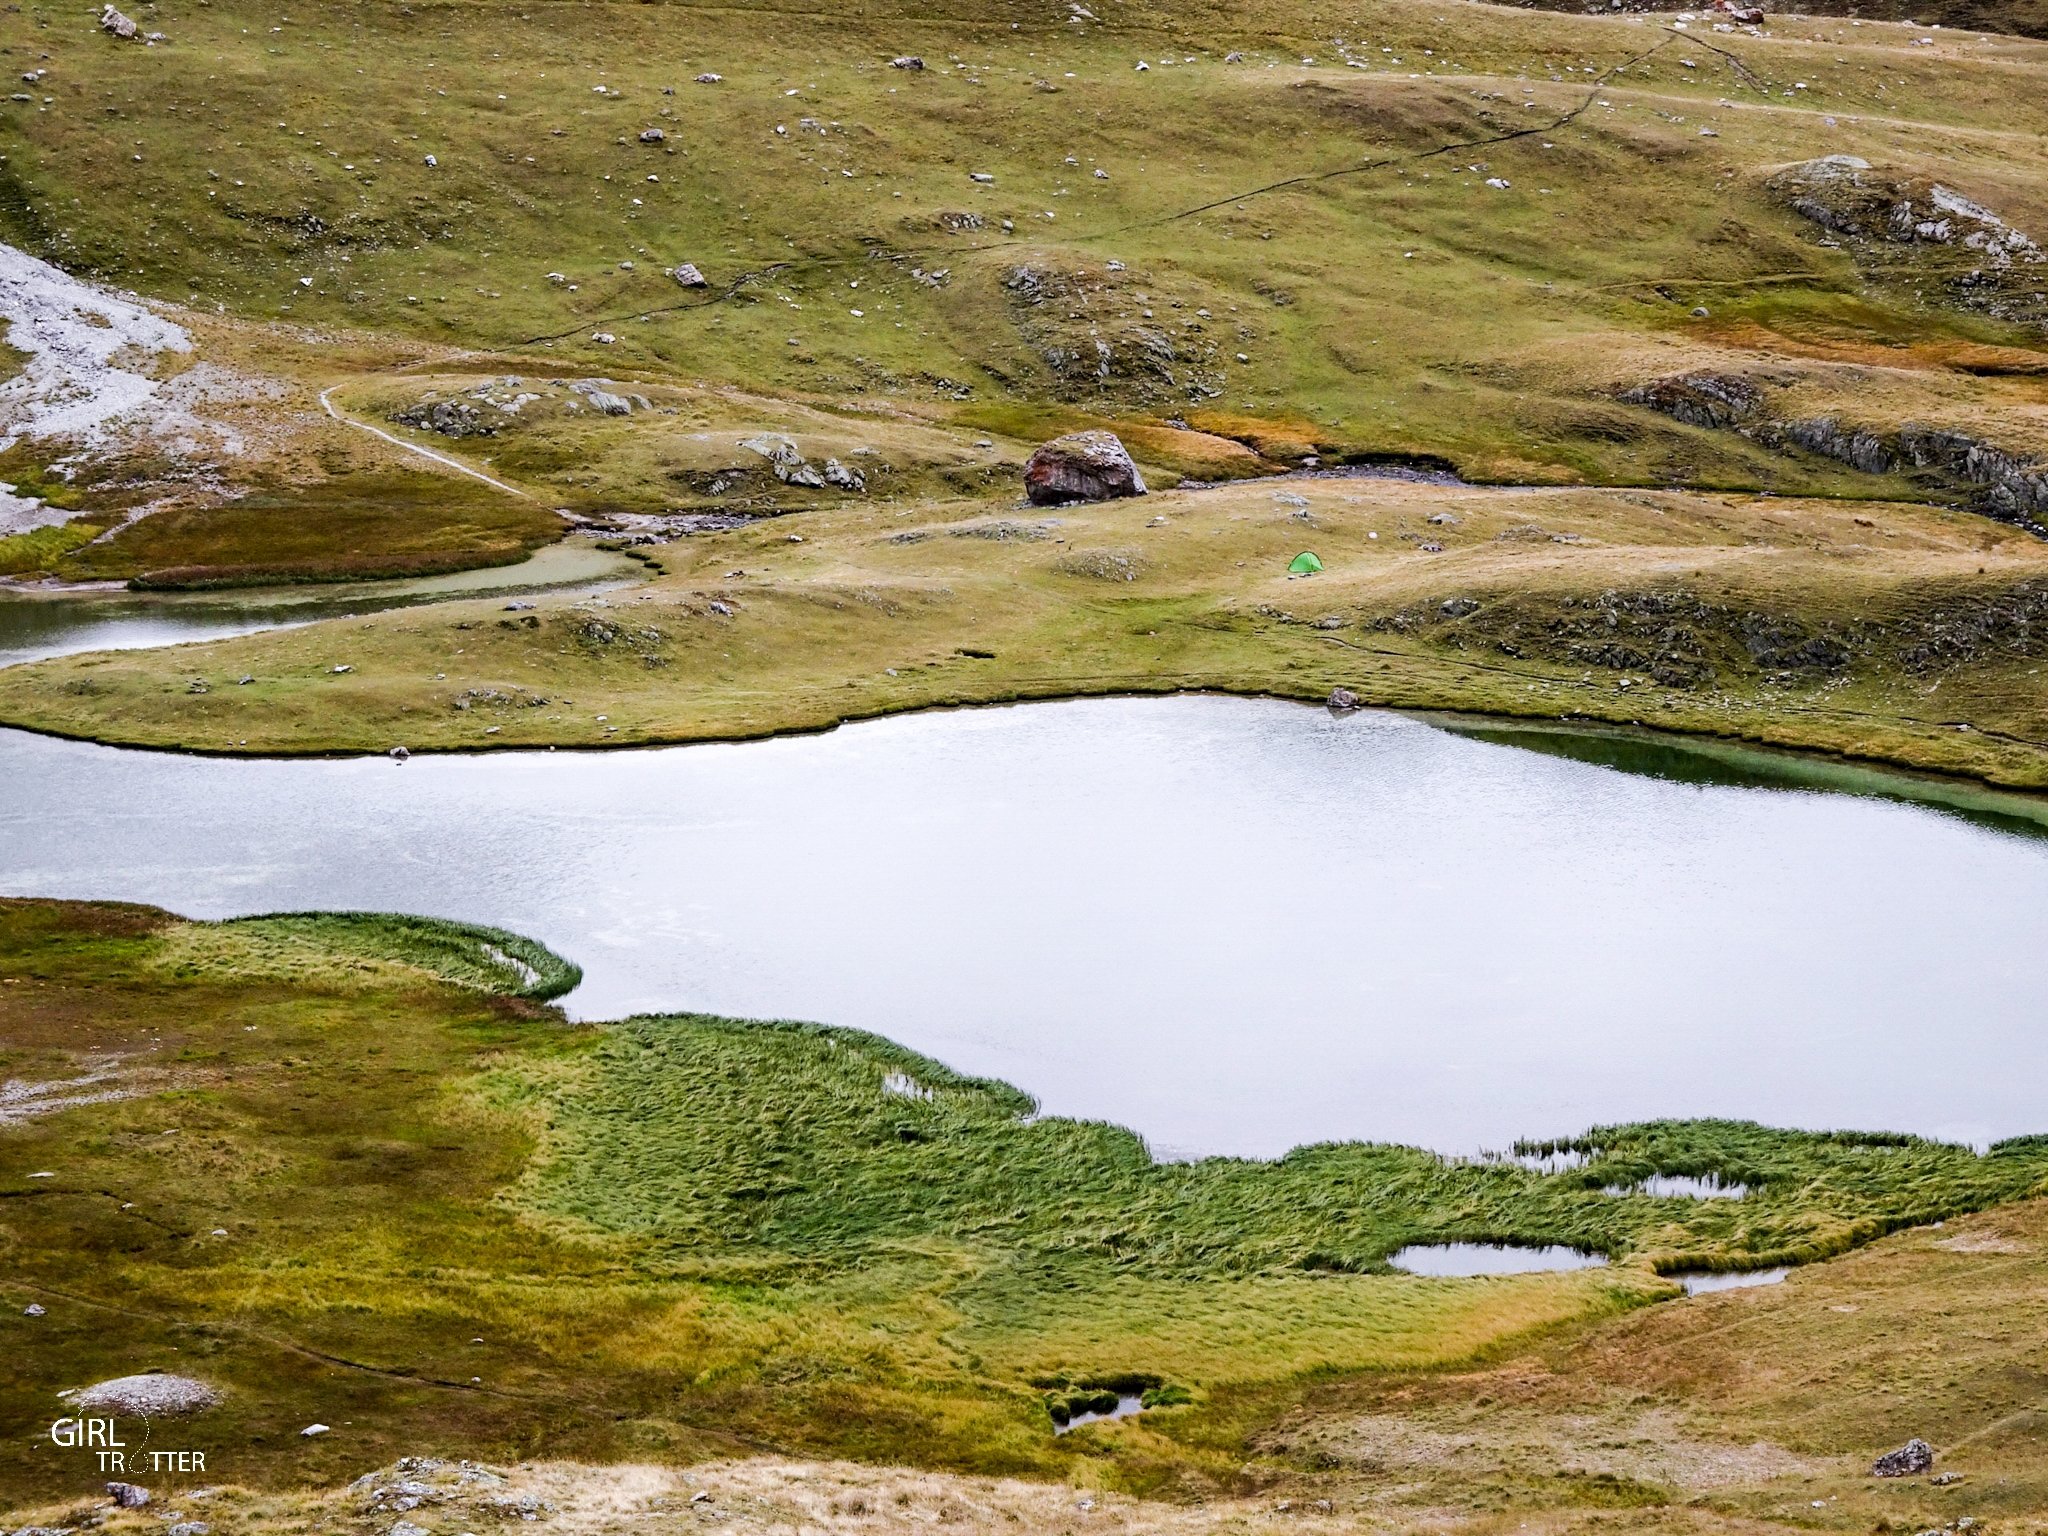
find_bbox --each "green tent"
[1288,551,1324,575]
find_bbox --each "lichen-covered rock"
[1024,431,1146,505]
[1872,1438,1935,1477]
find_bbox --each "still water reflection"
[3,695,2046,1159]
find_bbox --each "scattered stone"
[186,678,209,694]
[393,399,498,439]
[1932,1472,1965,1486]
[301,1423,331,1437]
[23,1303,45,1316]
[105,1484,149,1509]
[423,154,437,167]
[890,55,925,69]
[389,1523,429,1536]
[74,1375,223,1417]
[167,1524,210,1536]
[671,262,708,288]
[823,458,866,492]
[388,746,410,762]
[1024,430,1147,504]
[969,172,995,184]
[740,434,825,487]
[1440,597,1481,618]
[1327,687,1360,711]
[639,127,665,143]
[571,381,633,416]
[694,73,722,83]
[1873,1439,1936,1477]
[99,5,138,38]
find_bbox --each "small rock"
[504,600,535,611]
[390,1524,429,1536]
[23,1303,45,1316]
[99,4,138,38]
[671,262,708,288]
[1873,1438,1935,1477]
[890,55,925,69]
[388,746,410,762]
[695,73,722,83]
[186,678,210,694]
[1023,430,1146,505]
[423,153,437,167]
[1692,306,1711,318]
[690,1492,711,1504]
[330,664,353,675]
[969,172,995,183]
[106,1484,149,1510]
[1931,1472,1964,1487]
[168,1524,210,1536]
[823,458,866,492]
[237,675,254,686]
[1327,687,1361,711]
[639,127,665,143]
[301,1423,331,1438]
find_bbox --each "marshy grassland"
[3,897,2045,1521]
[1,0,2047,782]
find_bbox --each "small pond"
[4,694,2048,1159]
[1672,1268,1790,1296]
[0,539,638,670]
[1388,1244,1610,1277]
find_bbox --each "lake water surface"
[3,694,2046,1160]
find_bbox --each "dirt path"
[318,386,532,498]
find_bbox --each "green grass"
[0,517,108,577]
[4,897,2045,1507]
[49,470,566,588]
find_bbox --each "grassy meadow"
[3,897,2046,1514]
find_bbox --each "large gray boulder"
[1024,430,1146,505]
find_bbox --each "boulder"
[1327,688,1360,711]
[638,128,666,144]
[1023,431,1146,505]
[99,5,138,38]
[671,262,708,288]
[890,55,925,69]
[1872,1439,1935,1478]
[106,1484,149,1509]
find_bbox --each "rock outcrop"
[1619,372,2048,533]
[1766,158,2047,332]
[1024,431,1147,504]
[1872,1438,1935,1478]
[73,1374,224,1416]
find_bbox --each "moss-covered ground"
[3,898,2045,1513]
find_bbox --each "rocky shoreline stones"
[1024,430,1146,505]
